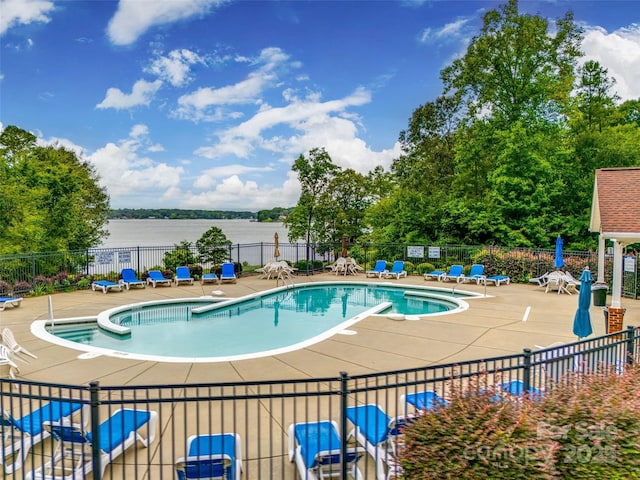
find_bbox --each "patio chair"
[484,275,510,286]
[383,261,407,280]
[366,260,388,278]
[201,272,219,284]
[2,327,37,362]
[29,408,157,480]
[423,270,445,281]
[175,266,194,286]
[439,265,464,282]
[91,280,123,294]
[458,264,485,284]
[529,272,550,287]
[400,390,448,416]
[0,297,22,311]
[146,270,172,288]
[346,404,412,480]
[0,344,20,379]
[219,263,237,284]
[119,268,146,289]
[175,433,242,480]
[1,400,87,474]
[288,420,365,480]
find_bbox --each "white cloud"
[196,87,372,159]
[173,47,293,121]
[107,0,226,45]
[193,164,275,189]
[419,17,470,44]
[96,79,162,110]
[179,171,302,210]
[86,126,182,198]
[146,49,205,87]
[582,24,640,101]
[0,0,54,35]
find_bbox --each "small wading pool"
[32,282,479,363]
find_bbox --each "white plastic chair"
[2,327,37,362]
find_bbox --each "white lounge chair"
[28,408,157,480]
[175,433,242,480]
[2,327,37,362]
[0,344,20,379]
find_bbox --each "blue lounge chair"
[383,261,407,280]
[500,380,543,399]
[175,266,194,286]
[119,268,146,289]
[175,433,242,480]
[346,404,412,480]
[484,275,510,286]
[201,272,219,285]
[365,260,388,278]
[30,408,157,480]
[0,400,87,474]
[219,263,237,284]
[423,270,445,281]
[400,390,448,415]
[440,265,464,282]
[458,264,486,284]
[0,297,22,311]
[288,420,365,480]
[146,270,172,288]
[91,280,123,294]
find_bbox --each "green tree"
[0,125,110,254]
[284,147,339,247]
[196,226,232,265]
[441,0,582,126]
[163,240,198,271]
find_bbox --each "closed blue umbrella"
[554,235,565,269]
[572,267,593,338]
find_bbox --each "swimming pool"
[32,282,476,363]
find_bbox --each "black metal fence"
[1,327,638,479]
[0,243,612,296]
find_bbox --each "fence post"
[89,381,102,480]
[626,325,636,365]
[340,371,349,480]
[522,348,532,393]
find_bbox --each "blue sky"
[2,0,639,211]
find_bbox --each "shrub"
[0,280,10,295]
[12,281,33,295]
[399,375,555,479]
[415,262,436,275]
[294,260,323,272]
[399,366,640,479]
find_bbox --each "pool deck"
[2,272,639,387]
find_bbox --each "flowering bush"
[398,366,640,479]
[0,280,10,295]
[12,281,33,295]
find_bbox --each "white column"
[610,240,624,308]
[597,234,606,284]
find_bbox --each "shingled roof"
[590,167,640,242]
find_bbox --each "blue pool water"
[43,283,470,362]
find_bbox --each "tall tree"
[284,147,339,247]
[0,125,110,253]
[441,0,582,126]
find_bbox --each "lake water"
[101,219,291,247]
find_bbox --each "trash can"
[592,283,608,307]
